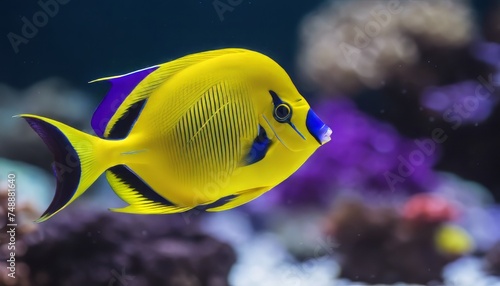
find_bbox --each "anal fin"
[107,165,191,214]
[110,204,191,215]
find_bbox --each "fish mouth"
[306,109,332,145]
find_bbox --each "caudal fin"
[19,114,107,222]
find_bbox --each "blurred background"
[2,0,500,285]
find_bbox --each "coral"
[0,186,39,286]
[322,195,470,284]
[485,241,500,276]
[20,207,236,286]
[401,193,458,223]
[0,171,236,286]
[420,80,499,124]
[298,0,476,93]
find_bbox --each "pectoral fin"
[241,125,271,166]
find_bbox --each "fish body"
[20,48,332,222]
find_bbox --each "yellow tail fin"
[18,114,108,222]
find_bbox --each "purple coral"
[420,80,498,124]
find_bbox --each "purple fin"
[23,117,81,222]
[91,66,159,138]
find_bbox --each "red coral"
[402,194,458,223]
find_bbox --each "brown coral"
[322,198,465,284]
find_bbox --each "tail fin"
[18,114,107,222]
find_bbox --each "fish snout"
[306,110,332,145]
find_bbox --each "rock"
[19,207,237,286]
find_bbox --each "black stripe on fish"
[108,99,147,139]
[269,90,282,106]
[108,165,175,206]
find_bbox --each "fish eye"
[274,103,292,123]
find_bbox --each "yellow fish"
[19,48,332,222]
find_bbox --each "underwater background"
[2,0,500,285]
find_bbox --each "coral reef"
[322,195,471,284]
[0,186,39,286]
[485,241,500,276]
[298,0,476,93]
[0,184,236,286]
[19,208,237,286]
[420,80,499,125]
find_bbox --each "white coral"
[298,0,475,93]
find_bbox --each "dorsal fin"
[90,48,250,138]
[90,65,159,138]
